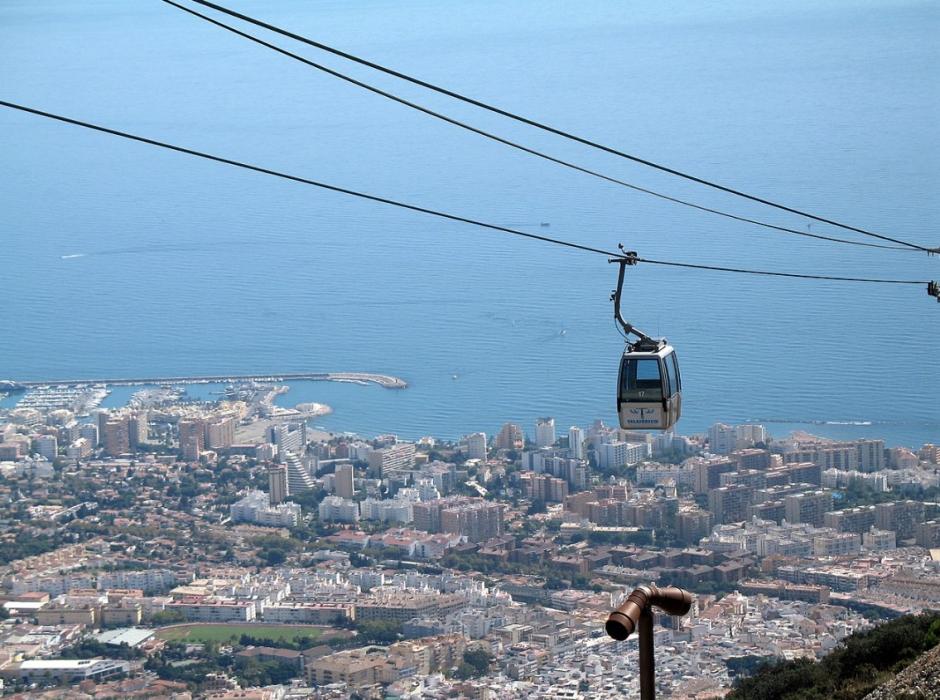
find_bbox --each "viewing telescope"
[606,584,693,699]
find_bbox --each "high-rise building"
[205,416,235,450]
[693,458,738,494]
[128,412,148,449]
[271,423,305,461]
[268,464,289,505]
[856,439,886,472]
[677,509,712,544]
[466,433,487,461]
[34,435,57,461]
[367,443,416,479]
[102,418,130,457]
[535,418,556,448]
[708,484,754,524]
[284,451,316,495]
[708,423,736,455]
[568,426,585,460]
[178,419,205,461]
[95,410,110,447]
[335,463,355,499]
[519,472,569,503]
[495,422,524,450]
[918,444,940,464]
[439,500,504,542]
[318,496,360,523]
[719,469,767,490]
[784,491,833,527]
[414,497,504,542]
[875,500,925,540]
[767,461,822,487]
[597,441,645,470]
[78,424,98,447]
[824,506,877,534]
[915,520,940,548]
[735,424,766,447]
[732,448,772,471]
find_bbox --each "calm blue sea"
[1,0,937,447]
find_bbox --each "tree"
[527,499,547,515]
[463,648,492,675]
[151,609,186,626]
[354,620,402,644]
[454,662,478,680]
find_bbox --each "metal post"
[638,606,655,700]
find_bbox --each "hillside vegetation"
[728,612,940,700]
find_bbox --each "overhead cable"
[179,0,937,254]
[162,0,907,253]
[0,99,931,290]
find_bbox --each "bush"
[728,613,940,700]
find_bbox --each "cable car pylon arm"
[610,247,659,348]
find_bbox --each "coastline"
[3,371,407,391]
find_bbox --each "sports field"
[155,623,328,644]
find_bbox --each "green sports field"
[155,623,328,644]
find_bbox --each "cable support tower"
[163,0,908,253]
[1,99,937,302]
[177,0,938,255]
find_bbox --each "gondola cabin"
[617,343,681,431]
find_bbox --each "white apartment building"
[231,490,301,528]
[813,532,861,558]
[34,435,57,461]
[97,569,178,594]
[597,441,646,470]
[568,426,585,460]
[708,423,737,455]
[535,418,556,448]
[318,496,360,523]
[166,600,256,622]
[466,432,488,461]
[360,497,414,524]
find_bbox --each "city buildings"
[568,426,584,460]
[466,432,488,460]
[367,442,416,478]
[784,490,834,527]
[268,463,288,504]
[335,463,355,499]
[271,422,306,460]
[876,500,925,541]
[495,422,524,450]
[319,496,360,523]
[284,451,316,494]
[519,471,568,503]
[413,497,504,542]
[535,418,556,448]
[231,490,301,527]
[597,441,646,470]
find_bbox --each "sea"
[1,0,937,447]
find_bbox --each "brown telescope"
[606,583,692,640]
[606,584,693,699]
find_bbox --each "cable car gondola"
[612,252,682,431]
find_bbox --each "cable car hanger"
[610,245,667,352]
[611,245,683,431]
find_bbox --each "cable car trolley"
[612,250,681,431]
